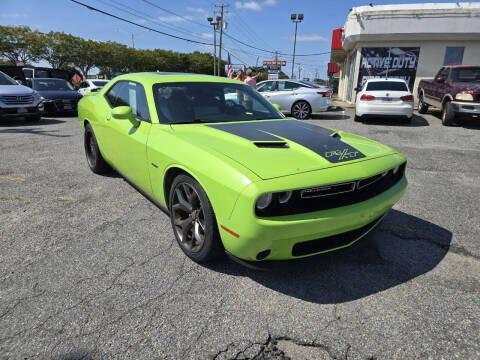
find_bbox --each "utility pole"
[290,13,304,79]
[216,4,227,76]
[207,16,218,76]
[298,64,303,80]
[131,33,135,48]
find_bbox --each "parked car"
[417,65,480,126]
[0,71,44,121]
[78,72,407,265]
[78,79,109,95]
[29,78,82,115]
[256,79,331,119]
[355,78,414,123]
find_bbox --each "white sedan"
[256,80,331,119]
[78,79,109,95]
[355,78,414,123]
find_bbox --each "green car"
[78,73,407,264]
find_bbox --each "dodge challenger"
[78,73,407,264]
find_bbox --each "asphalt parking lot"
[1,107,479,359]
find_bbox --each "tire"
[441,101,456,126]
[354,114,362,122]
[28,115,41,121]
[417,93,429,114]
[291,101,312,120]
[84,123,110,174]
[169,174,224,263]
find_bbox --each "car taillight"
[400,95,414,102]
[317,91,331,97]
[360,94,375,101]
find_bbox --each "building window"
[443,47,464,65]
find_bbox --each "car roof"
[112,72,243,86]
[443,64,479,68]
[365,78,407,83]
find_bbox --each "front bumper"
[43,99,79,114]
[0,102,44,119]
[356,102,413,118]
[219,154,407,261]
[451,101,480,116]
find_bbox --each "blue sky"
[0,0,463,78]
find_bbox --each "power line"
[140,0,211,29]
[70,0,213,45]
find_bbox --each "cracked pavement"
[0,108,479,359]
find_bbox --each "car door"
[256,81,276,101]
[102,80,152,194]
[268,81,300,111]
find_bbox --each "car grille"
[0,94,34,105]
[255,163,406,217]
[291,216,382,256]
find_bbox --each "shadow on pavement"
[431,112,480,129]
[208,210,451,304]
[362,114,429,127]
[0,118,66,127]
[311,114,351,120]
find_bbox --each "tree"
[43,31,80,69]
[0,26,46,65]
[75,39,101,77]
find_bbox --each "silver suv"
[0,71,44,121]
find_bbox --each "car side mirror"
[111,106,132,119]
[272,103,281,112]
[436,77,445,83]
[16,80,23,85]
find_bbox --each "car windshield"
[32,79,73,91]
[451,67,480,83]
[0,72,18,85]
[153,82,281,124]
[93,80,108,87]
[366,81,408,91]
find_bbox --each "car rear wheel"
[169,174,223,263]
[442,101,456,126]
[291,101,312,120]
[84,124,110,174]
[417,94,429,114]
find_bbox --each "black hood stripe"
[208,120,366,163]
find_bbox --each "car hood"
[171,119,398,180]
[0,84,34,95]
[37,90,82,100]
[451,82,480,93]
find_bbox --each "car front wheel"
[169,174,223,263]
[442,102,456,126]
[84,124,110,174]
[291,101,312,120]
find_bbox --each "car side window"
[105,81,150,122]
[257,81,274,92]
[435,68,449,82]
[278,81,300,91]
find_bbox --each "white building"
[329,2,480,103]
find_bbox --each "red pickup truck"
[417,65,480,126]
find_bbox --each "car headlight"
[256,193,273,210]
[455,92,474,101]
[278,191,292,204]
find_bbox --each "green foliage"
[0,25,222,77]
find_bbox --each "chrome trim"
[300,182,356,199]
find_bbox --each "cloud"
[291,34,328,42]
[186,7,209,15]
[201,32,213,39]
[234,0,276,12]
[157,15,194,23]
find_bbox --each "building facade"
[329,2,480,103]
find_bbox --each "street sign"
[263,60,287,66]
[224,64,245,73]
[268,73,279,80]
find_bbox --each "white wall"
[337,39,480,103]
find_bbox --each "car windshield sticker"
[208,120,366,163]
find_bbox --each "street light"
[290,13,304,79]
[207,16,219,76]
